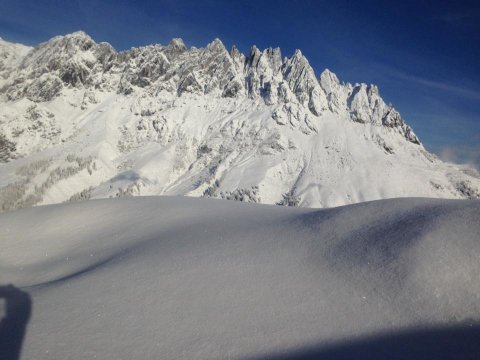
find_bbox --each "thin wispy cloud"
[406,75,480,101]
[378,65,480,101]
[433,7,480,26]
[437,143,480,171]
[435,12,474,24]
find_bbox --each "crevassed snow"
[1,196,479,359]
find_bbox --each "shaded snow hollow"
[1,196,479,359]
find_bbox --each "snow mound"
[1,196,479,359]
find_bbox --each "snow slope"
[0,32,479,212]
[1,196,479,359]
[0,37,31,87]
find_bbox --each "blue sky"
[1,0,479,168]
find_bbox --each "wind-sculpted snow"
[0,32,479,210]
[0,196,479,359]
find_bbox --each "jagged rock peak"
[168,38,186,52]
[206,38,229,55]
[230,45,244,63]
[42,31,96,49]
[247,45,262,66]
[0,31,421,145]
[65,30,93,39]
[320,69,340,84]
[230,45,240,56]
[25,30,100,65]
[293,49,303,57]
[208,38,224,47]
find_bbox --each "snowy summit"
[0,31,479,212]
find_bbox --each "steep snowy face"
[0,37,32,87]
[0,37,31,65]
[3,32,118,101]
[0,32,479,211]
[118,38,241,98]
[281,50,328,115]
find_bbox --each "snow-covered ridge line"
[0,32,479,210]
[0,31,418,143]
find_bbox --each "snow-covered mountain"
[0,31,479,211]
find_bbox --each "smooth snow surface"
[1,196,479,359]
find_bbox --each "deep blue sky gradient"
[1,0,479,167]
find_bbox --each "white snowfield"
[0,32,479,212]
[1,196,479,359]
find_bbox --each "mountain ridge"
[0,31,479,211]
[0,31,419,143]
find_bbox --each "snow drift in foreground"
[1,196,479,359]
